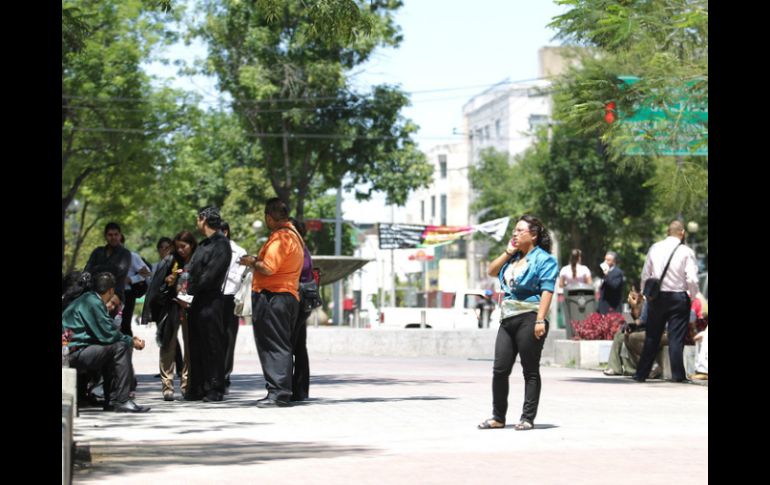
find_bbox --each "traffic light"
[604,101,616,123]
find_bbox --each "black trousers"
[292,308,311,400]
[252,291,298,402]
[69,340,133,405]
[634,292,690,382]
[222,294,239,387]
[121,288,136,336]
[187,293,226,399]
[492,312,548,424]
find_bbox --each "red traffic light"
[604,101,616,123]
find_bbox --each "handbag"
[299,279,323,312]
[643,243,682,302]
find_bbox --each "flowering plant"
[571,312,624,340]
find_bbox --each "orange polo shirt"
[251,223,304,300]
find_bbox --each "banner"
[378,217,510,249]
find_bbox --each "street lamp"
[687,221,700,268]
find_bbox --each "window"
[475,129,483,143]
[439,154,447,178]
[484,125,490,140]
[440,194,447,226]
[431,196,436,218]
[421,200,425,222]
[495,119,501,138]
[528,114,549,132]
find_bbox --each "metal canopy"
[312,256,373,286]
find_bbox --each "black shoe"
[290,394,308,402]
[183,393,204,401]
[113,400,151,413]
[153,373,161,378]
[256,397,290,408]
[631,375,645,383]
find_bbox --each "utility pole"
[333,184,342,325]
[390,205,396,307]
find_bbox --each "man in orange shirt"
[239,198,304,407]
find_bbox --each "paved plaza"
[72,329,708,484]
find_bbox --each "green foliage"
[549,0,708,161]
[61,0,181,270]
[544,0,708,273]
[195,0,431,218]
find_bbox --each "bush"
[571,312,624,340]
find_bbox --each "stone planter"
[554,339,613,369]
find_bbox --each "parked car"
[377,289,501,330]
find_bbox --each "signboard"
[377,217,510,250]
[617,76,708,156]
[378,223,425,249]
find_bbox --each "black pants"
[292,308,311,400]
[634,292,690,382]
[222,294,239,387]
[69,340,133,405]
[121,288,136,336]
[252,291,298,402]
[492,312,548,424]
[187,293,226,399]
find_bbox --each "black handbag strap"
[659,242,683,283]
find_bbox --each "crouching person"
[62,272,151,413]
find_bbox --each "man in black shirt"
[598,251,624,315]
[84,222,132,304]
[185,206,232,402]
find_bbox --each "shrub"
[571,312,624,340]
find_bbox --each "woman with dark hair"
[478,215,558,431]
[288,217,312,401]
[145,230,198,401]
[559,249,592,289]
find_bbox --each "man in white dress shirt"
[220,221,248,394]
[633,220,699,383]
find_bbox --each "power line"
[65,125,539,143]
[62,76,552,106]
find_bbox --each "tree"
[61,0,179,269]
[470,127,656,280]
[548,0,708,265]
[194,0,432,220]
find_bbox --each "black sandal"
[478,418,505,429]
[513,420,534,431]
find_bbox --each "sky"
[144,0,569,224]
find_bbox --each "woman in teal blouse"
[478,215,558,430]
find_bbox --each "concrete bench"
[62,367,77,485]
[62,391,74,485]
[661,345,697,379]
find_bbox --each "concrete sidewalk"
[72,336,708,484]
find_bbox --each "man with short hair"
[598,251,624,314]
[240,198,304,407]
[220,221,248,394]
[186,206,232,401]
[63,272,150,413]
[84,222,132,304]
[633,220,699,383]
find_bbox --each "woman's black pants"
[492,312,548,424]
